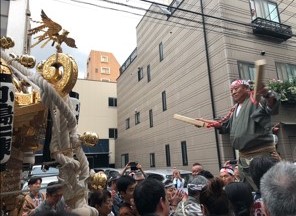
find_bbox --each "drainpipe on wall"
[200,0,222,168]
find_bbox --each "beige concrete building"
[86,50,120,82]
[116,0,296,175]
[73,79,117,167]
[1,0,31,54]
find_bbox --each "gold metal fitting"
[79,132,99,147]
[40,53,78,97]
[0,58,12,74]
[0,36,15,49]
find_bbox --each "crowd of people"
[18,158,296,216]
[16,79,296,216]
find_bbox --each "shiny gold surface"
[79,132,99,147]
[0,36,15,49]
[0,58,12,74]
[28,10,77,51]
[41,53,78,96]
[89,171,107,190]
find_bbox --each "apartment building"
[73,79,118,168]
[116,0,296,174]
[86,50,120,82]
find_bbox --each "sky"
[29,0,152,78]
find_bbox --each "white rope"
[1,49,98,216]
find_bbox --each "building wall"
[5,0,31,55]
[86,50,120,82]
[116,0,296,175]
[73,79,117,166]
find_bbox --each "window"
[162,91,167,111]
[237,61,255,80]
[181,141,188,166]
[276,62,296,82]
[109,128,118,139]
[168,0,182,15]
[149,109,153,128]
[250,0,280,23]
[101,55,109,62]
[165,144,171,167]
[95,68,98,73]
[108,97,117,107]
[135,111,140,125]
[150,153,155,167]
[101,78,110,82]
[159,42,164,62]
[101,67,110,74]
[138,67,143,81]
[125,118,130,130]
[147,65,151,82]
[121,154,129,168]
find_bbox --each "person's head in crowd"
[28,177,42,194]
[134,178,169,216]
[133,171,145,184]
[89,189,113,216]
[260,161,296,216]
[188,175,208,199]
[116,175,136,204]
[107,172,121,190]
[224,182,253,216]
[164,179,176,204]
[192,162,203,177]
[249,155,277,190]
[230,80,250,104]
[172,169,181,179]
[198,170,214,180]
[199,177,230,216]
[219,167,235,186]
[46,181,63,206]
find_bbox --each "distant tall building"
[86,50,120,82]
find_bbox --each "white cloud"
[29,0,147,78]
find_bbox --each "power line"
[272,0,295,21]
[282,12,296,24]
[263,0,284,20]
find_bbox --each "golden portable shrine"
[0,10,104,216]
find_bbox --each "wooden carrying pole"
[253,59,266,103]
[173,114,209,127]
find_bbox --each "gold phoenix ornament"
[28,10,77,52]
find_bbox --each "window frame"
[162,91,167,111]
[135,111,140,125]
[108,97,117,107]
[109,128,118,139]
[150,153,155,167]
[181,141,188,166]
[275,62,296,82]
[121,154,129,168]
[159,42,164,62]
[101,67,111,74]
[101,55,109,63]
[149,109,153,128]
[147,64,151,82]
[165,144,171,167]
[237,61,255,80]
[138,67,144,81]
[125,118,130,130]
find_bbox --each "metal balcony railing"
[251,17,292,41]
[120,48,137,74]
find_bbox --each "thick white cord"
[1,49,98,216]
